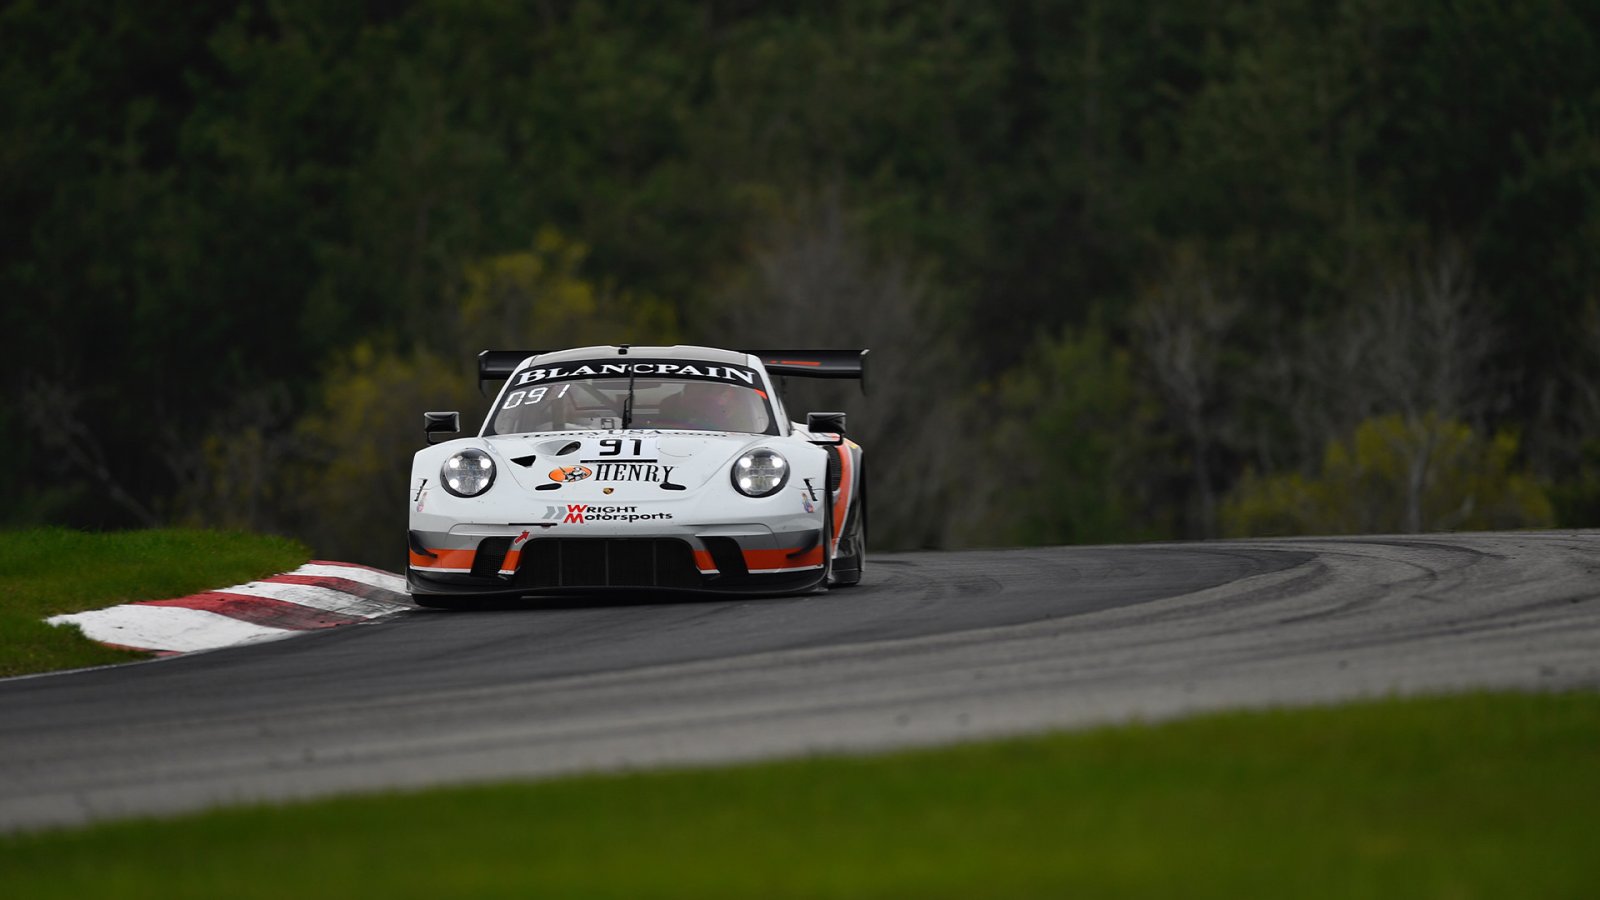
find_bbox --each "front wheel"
[829,527,865,587]
[828,461,866,588]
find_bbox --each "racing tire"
[830,527,865,587]
[812,486,838,592]
[829,459,866,588]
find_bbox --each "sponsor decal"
[543,504,674,524]
[414,478,429,512]
[603,487,615,495]
[515,360,759,387]
[802,494,815,514]
[549,465,593,483]
[513,529,531,546]
[581,462,677,483]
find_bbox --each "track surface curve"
[3,532,1598,832]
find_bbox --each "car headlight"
[731,448,789,497]
[441,448,496,497]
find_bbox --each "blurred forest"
[4,0,1599,568]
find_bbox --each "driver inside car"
[659,382,749,431]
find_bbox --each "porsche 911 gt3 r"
[407,345,866,607]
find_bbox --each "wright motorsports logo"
[542,504,674,524]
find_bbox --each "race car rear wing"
[478,349,541,393]
[753,350,869,393]
[476,348,869,394]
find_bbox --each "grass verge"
[0,527,311,677]
[2,691,1595,898]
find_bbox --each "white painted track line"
[295,564,407,594]
[221,581,408,619]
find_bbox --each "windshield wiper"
[621,363,637,429]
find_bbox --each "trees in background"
[1132,249,1242,539]
[971,326,1164,547]
[704,191,968,549]
[3,1,1597,562]
[1218,243,1536,537]
[173,230,676,568]
[1224,415,1552,537]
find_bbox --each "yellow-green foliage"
[286,343,474,563]
[284,231,679,563]
[1224,414,1553,537]
[456,228,678,353]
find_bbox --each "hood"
[487,431,777,499]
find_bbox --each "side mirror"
[424,411,461,445]
[806,411,847,446]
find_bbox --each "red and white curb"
[47,561,412,655]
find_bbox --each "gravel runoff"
[1,531,1596,832]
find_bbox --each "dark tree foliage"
[2,0,1597,551]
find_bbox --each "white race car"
[407,344,867,607]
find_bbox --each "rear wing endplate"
[478,349,544,395]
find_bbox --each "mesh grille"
[516,539,701,589]
[702,537,748,577]
[471,537,513,577]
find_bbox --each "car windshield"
[488,360,778,436]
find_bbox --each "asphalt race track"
[3,532,1598,832]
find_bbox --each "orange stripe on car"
[408,548,476,569]
[743,547,825,570]
[831,445,853,555]
[498,548,522,573]
[693,549,719,573]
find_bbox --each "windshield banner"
[513,359,760,387]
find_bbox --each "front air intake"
[516,539,701,589]
[702,537,748,578]
[471,537,513,577]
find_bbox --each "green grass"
[3,691,1596,898]
[0,528,311,677]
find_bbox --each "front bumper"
[406,526,827,597]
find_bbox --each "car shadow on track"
[409,586,828,613]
